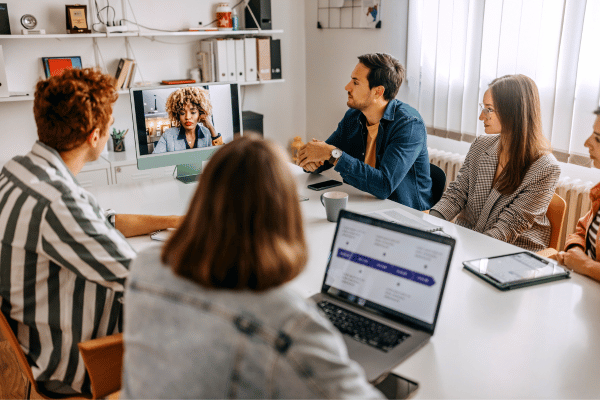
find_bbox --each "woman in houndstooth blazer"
[430,75,560,252]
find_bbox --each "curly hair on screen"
[161,135,307,291]
[34,68,118,152]
[165,87,213,126]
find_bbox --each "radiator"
[428,148,594,250]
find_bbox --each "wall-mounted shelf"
[0,80,285,103]
[0,94,34,102]
[0,30,283,40]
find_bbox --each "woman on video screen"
[152,87,223,153]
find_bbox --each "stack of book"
[114,58,137,89]
[197,36,281,84]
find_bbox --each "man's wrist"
[328,146,342,164]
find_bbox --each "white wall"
[0,0,306,162]
[304,0,409,141]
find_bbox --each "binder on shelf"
[234,39,246,82]
[270,38,281,80]
[198,40,215,83]
[212,39,228,82]
[244,37,258,82]
[225,39,236,82]
[256,37,271,81]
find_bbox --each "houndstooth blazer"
[431,134,560,252]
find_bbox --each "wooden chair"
[0,311,122,399]
[546,192,567,251]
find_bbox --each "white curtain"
[406,0,600,163]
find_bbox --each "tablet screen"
[463,252,568,284]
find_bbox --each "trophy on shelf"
[20,14,45,35]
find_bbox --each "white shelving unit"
[0,29,284,103]
[0,29,283,40]
[0,78,286,103]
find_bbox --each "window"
[405,0,600,164]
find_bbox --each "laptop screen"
[322,211,455,331]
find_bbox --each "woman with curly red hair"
[152,86,223,153]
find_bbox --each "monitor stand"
[175,163,202,184]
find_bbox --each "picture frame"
[41,56,82,78]
[65,5,91,34]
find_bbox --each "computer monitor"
[130,82,242,183]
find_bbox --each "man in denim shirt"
[297,53,433,210]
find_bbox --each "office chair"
[429,163,447,206]
[0,311,122,399]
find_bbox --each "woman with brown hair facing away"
[430,74,560,252]
[121,136,384,399]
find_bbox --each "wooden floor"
[0,333,44,400]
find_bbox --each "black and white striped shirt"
[0,141,136,394]
[586,210,600,260]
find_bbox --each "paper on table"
[150,228,175,242]
[367,208,442,233]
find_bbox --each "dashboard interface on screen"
[131,83,239,156]
[324,217,453,325]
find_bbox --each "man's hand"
[557,246,591,273]
[296,139,336,169]
[302,161,324,172]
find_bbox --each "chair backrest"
[77,333,123,400]
[1,310,121,399]
[0,310,40,397]
[547,192,566,250]
[429,163,447,205]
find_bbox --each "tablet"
[463,251,570,290]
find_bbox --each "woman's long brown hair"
[490,74,550,195]
[161,135,307,291]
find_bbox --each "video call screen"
[132,83,240,156]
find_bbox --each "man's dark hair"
[594,107,600,115]
[357,53,405,101]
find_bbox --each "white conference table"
[88,164,600,399]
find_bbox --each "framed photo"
[65,5,91,33]
[41,56,82,78]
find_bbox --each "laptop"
[310,209,455,381]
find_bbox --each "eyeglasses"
[479,103,495,119]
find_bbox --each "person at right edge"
[296,53,433,211]
[557,107,600,283]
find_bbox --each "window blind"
[406,0,600,165]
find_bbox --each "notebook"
[311,210,455,381]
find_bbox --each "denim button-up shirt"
[152,124,213,153]
[322,99,433,210]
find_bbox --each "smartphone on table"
[373,372,419,399]
[307,179,342,191]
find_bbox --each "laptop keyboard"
[317,300,409,352]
